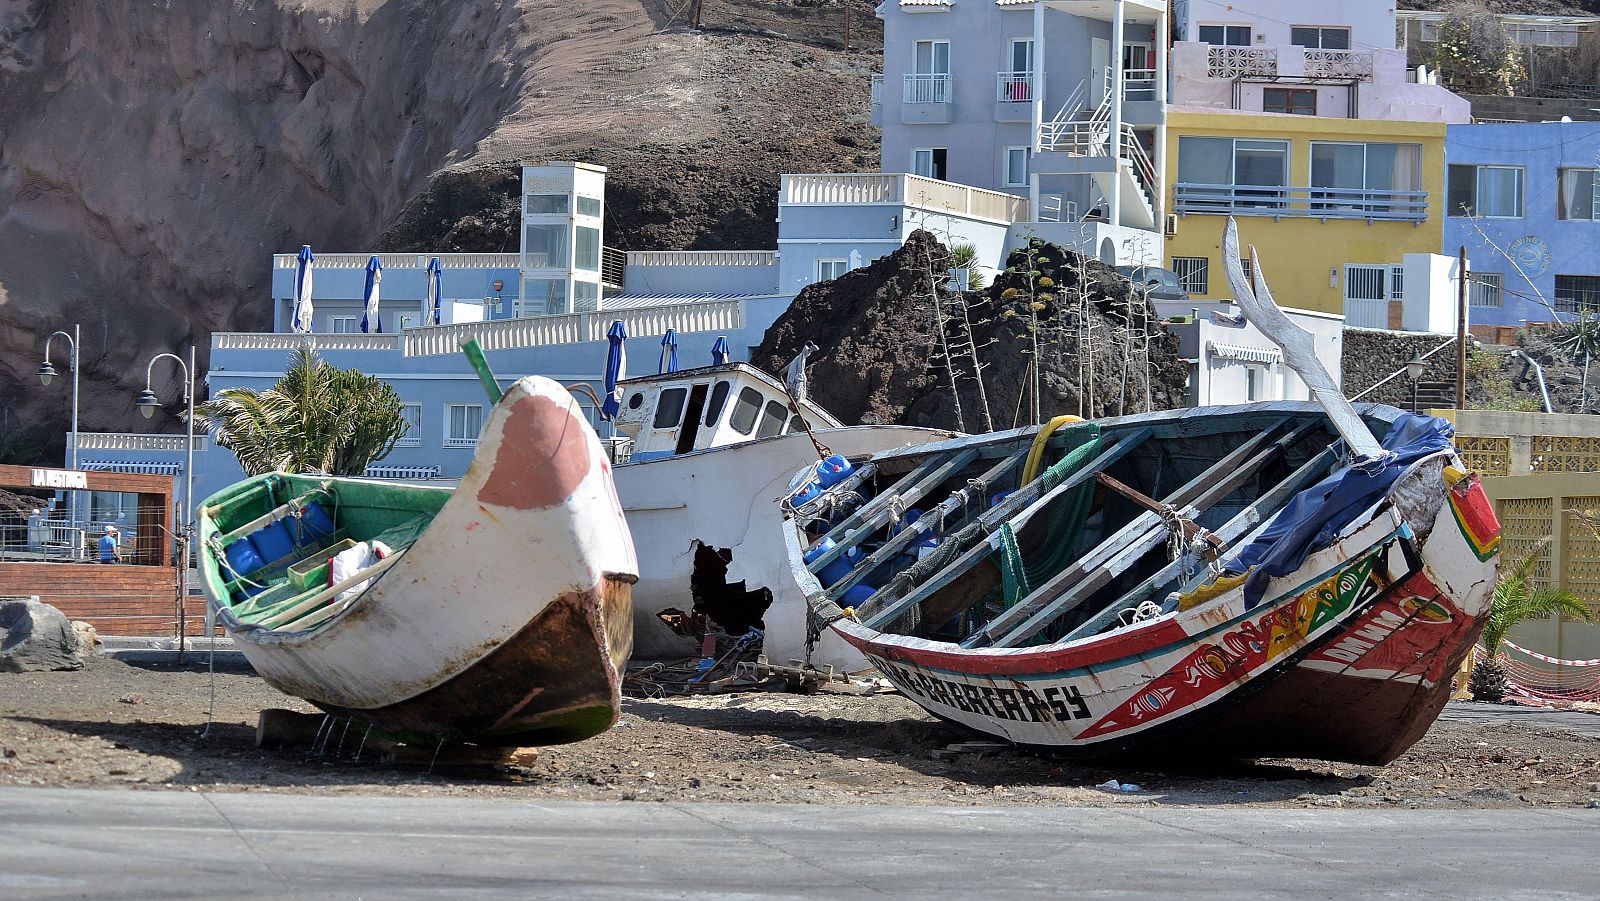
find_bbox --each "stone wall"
[1341,327,1460,409]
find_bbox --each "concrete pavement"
[1439,701,1600,738]
[0,787,1594,899]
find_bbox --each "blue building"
[1444,121,1600,335]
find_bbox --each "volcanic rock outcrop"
[754,231,1188,431]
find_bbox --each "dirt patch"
[2,656,1597,809]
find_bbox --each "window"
[1172,256,1209,295]
[572,281,599,311]
[523,223,570,267]
[757,400,789,438]
[525,194,569,215]
[1559,168,1597,221]
[398,403,422,446]
[1391,265,1406,300]
[704,380,731,426]
[1556,275,1600,313]
[913,39,950,76]
[1008,38,1034,74]
[1470,272,1504,307]
[910,40,951,103]
[788,413,808,435]
[1448,165,1524,218]
[1004,147,1030,187]
[576,195,602,217]
[1263,88,1316,116]
[1198,24,1251,46]
[1309,142,1423,214]
[523,278,567,315]
[330,316,359,333]
[1291,26,1350,49]
[816,259,848,283]
[446,404,483,446]
[913,148,948,180]
[575,226,600,271]
[1177,137,1288,209]
[653,387,688,429]
[729,387,763,435]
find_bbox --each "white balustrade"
[1303,50,1374,80]
[73,433,208,452]
[626,250,777,268]
[1206,47,1278,79]
[400,299,745,357]
[780,174,1028,223]
[213,333,400,351]
[273,252,523,269]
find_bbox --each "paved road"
[0,788,1594,900]
[1440,701,1600,738]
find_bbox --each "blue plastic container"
[224,537,266,579]
[296,502,337,543]
[815,454,854,488]
[251,519,295,565]
[789,478,823,508]
[841,583,877,607]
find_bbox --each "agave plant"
[198,346,407,477]
[1470,537,1596,702]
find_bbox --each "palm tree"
[1469,537,1596,702]
[197,346,407,477]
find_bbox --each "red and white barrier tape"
[1502,639,1600,668]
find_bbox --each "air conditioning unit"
[1164,213,1178,237]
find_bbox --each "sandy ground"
[2,657,1598,809]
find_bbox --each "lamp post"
[137,346,197,661]
[1405,352,1427,415]
[39,325,81,541]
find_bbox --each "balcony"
[1203,45,1374,82]
[995,71,1041,122]
[780,173,1030,224]
[901,73,951,124]
[73,433,207,452]
[1173,184,1428,223]
[870,73,884,126]
[213,333,400,351]
[401,298,746,357]
[272,252,522,270]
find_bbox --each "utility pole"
[843,1,851,51]
[692,0,703,28]
[1456,245,1468,410]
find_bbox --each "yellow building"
[1163,109,1447,318]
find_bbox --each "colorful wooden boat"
[198,375,638,746]
[779,222,1501,763]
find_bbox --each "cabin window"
[788,413,808,435]
[628,392,644,410]
[704,380,731,426]
[653,387,688,429]
[729,387,763,435]
[757,400,788,438]
[524,194,569,214]
[576,195,602,217]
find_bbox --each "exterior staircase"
[1037,68,1157,229]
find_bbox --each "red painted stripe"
[840,617,1191,677]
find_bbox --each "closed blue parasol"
[659,328,679,374]
[711,335,731,365]
[425,257,444,325]
[361,256,383,333]
[292,245,315,333]
[601,320,627,421]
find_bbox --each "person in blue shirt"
[98,526,121,564]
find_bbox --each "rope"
[997,522,1029,608]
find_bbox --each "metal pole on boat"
[1456,245,1468,410]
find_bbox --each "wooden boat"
[779,222,1502,763]
[198,375,638,746]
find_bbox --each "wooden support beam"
[806,447,979,574]
[975,419,1306,648]
[1059,443,1343,643]
[858,427,1152,629]
[826,451,1024,600]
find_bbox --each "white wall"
[1401,252,1460,335]
[1174,304,1344,406]
[1178,0,1396,51]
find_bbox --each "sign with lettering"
[31,468,87,490]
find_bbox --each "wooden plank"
[806,447,980,574]
[857,428,1152,630]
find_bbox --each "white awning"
[362,465,441,481]
[598,293,758,311]
[1207,342,1282,364]
[82,461,182,476]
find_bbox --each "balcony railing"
[401,298,745,357]
[73,433,207,452]
[214,333,400,351]
[903,73,951,104]
[1304,50,1374,80]
[272,252,522,270]
[871,73,884,105]
[1202,45,1374,82]
[626,250,777,267]
[781,173,1029,223]
[1174,183,1428,222]
[1207,46,1278,79]
[996,71,1040,103]
[1123,68,1157,101]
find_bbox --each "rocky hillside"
[0,0,881,460]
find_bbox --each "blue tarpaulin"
[1227,413,1455,607]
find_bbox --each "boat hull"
[808,443,1499,764]
[615,425,950,665]
[201,376,638,746]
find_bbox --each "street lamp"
[40,325,81,536]
[137,346,198,661]
[1405,352,1427,414]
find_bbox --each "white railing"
[1304,50,1374,81]
[272,252,522,270]
[780,173,1029,223]
[401,299,745,357]
[996,71,1040,103]
[903,73,951,104]
[626,250,777,267]
[363,465,441,480]
[1207,46,1277,79]
[213,333,401,351]
[1123,68,1157,101]
[870,73,884,105]
[1174,184,1428,222]
[74,433,207,452]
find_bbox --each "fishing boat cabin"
[611,363,841,463]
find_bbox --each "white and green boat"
[198,374,639,746]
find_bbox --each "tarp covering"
[1227,413,1455,607]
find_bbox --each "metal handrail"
[1174,183,1429,222]
[996,71,1041,103]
